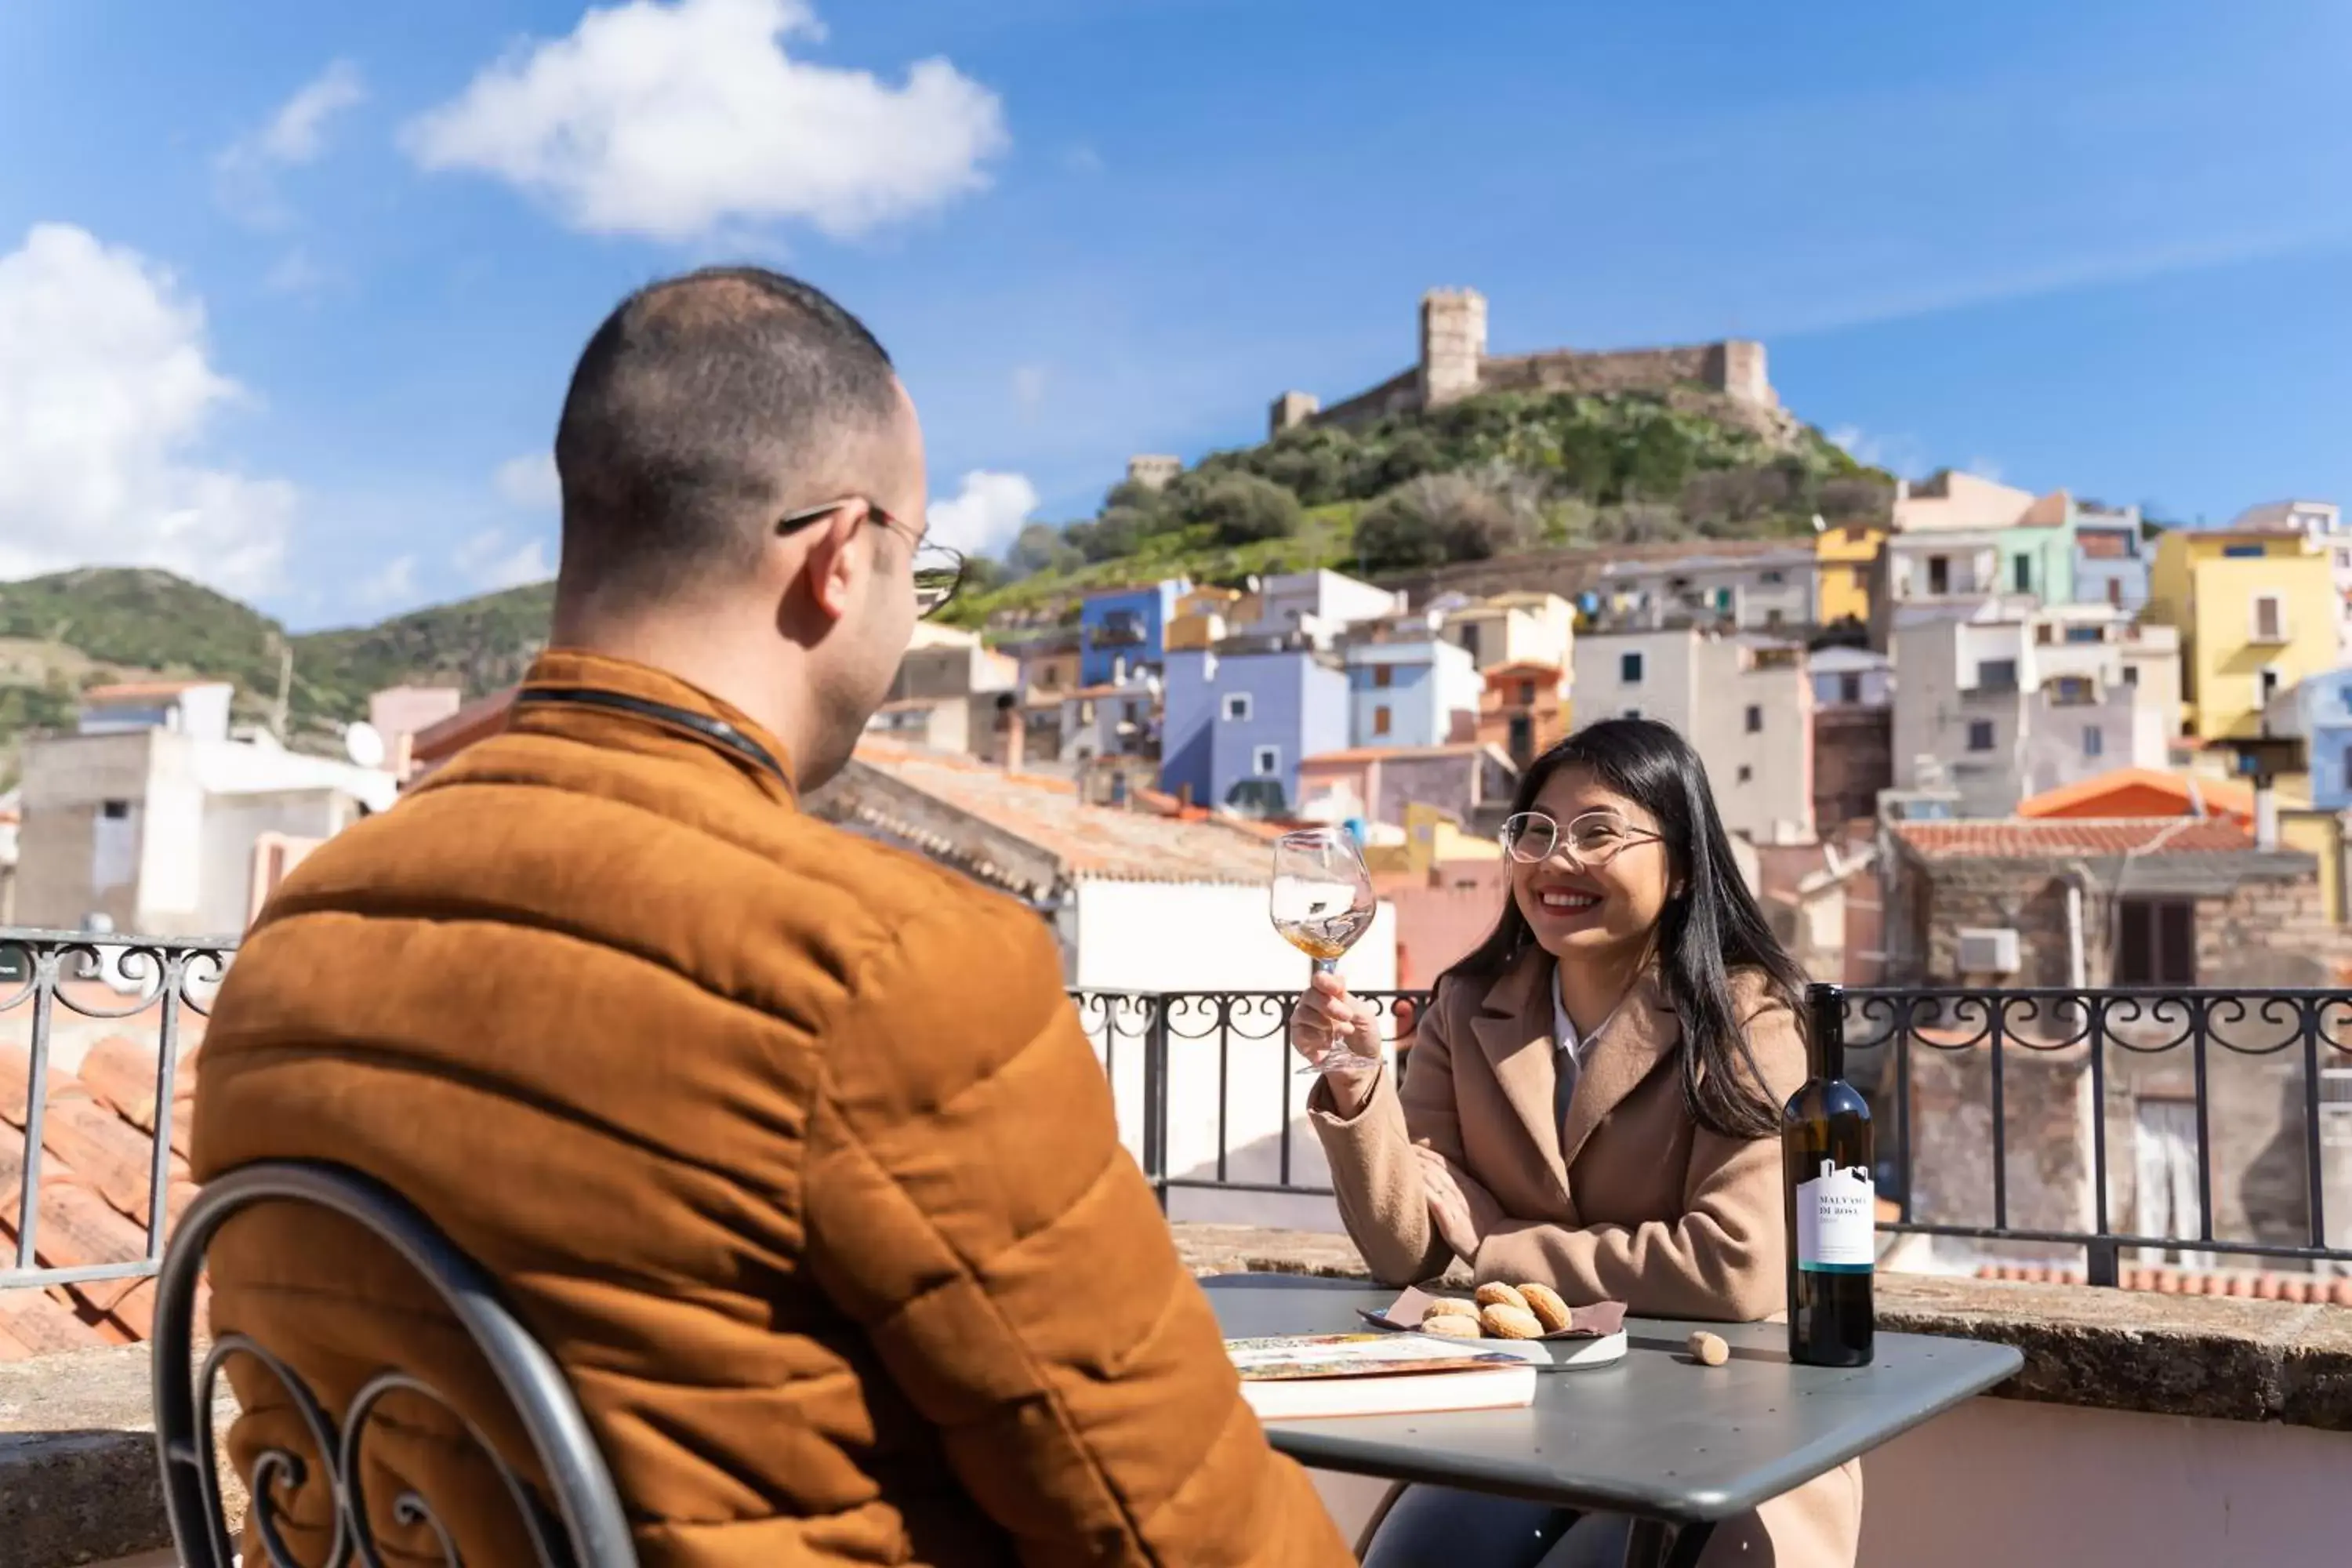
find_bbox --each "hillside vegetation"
[948,386,1891,630]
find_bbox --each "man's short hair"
[554,267,898,610]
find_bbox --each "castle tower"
[1418,288,1487,408]
[1707,339,1776,408]
[1269,390,1321,438]
[1125,454,1181,491]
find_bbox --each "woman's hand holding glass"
[1290,971,1385,1109]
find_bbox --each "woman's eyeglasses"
[1499,811,1664,868]
[777,497,966,618]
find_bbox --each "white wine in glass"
[1271,827,1379,1076]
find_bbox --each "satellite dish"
[344,720,387,770]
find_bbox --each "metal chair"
[151,1161,637,1567]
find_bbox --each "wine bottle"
[1783,982,1874,1367]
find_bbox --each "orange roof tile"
[2016,767,2261,826]
[841,739,1276,886]
[1895,817,2256,859]
[82,680,216,702]
[1976,1262,2352,1307]
[1,1023,205,1358]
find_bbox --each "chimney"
[993,693,1022,771]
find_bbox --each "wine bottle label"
[1795,1157,1875,1274]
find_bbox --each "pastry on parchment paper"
[1479,1303,1544,1340]
[1518,1282,1573,1334]
[1421,1297,1479,1322]
[1472,1282,1530,1313]
[1421,1314,1484,1339]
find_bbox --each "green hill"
[946,385,1893,630]
[0,568,553,782]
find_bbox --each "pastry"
[1421,1298,1479,1322]
[1518,1282,1572,1334]
[1479,1303,1544,1340]
[1421,1314,1483,1339]
[1688,1331,1730,1367]
[1473,1282,1530,1313]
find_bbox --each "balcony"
[5,940,2349,1567]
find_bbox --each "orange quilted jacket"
[191,649,1349,1567]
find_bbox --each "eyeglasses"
[1499,810,1665,868]
[778,497,966,619]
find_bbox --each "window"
[2123,664,2140,687]
[1621,652,1645,684]
[1744,704,1763,733]
[1976,659,2019,691]
[1251,746,1281,778]
[1766,608,1785,628]
[2251,592,2286,644]
[1373,706,1392,736]
[1839,672,1863,705]
[1095,608,1146,647]
[1038,666,1062,691]
[2258,665,2283,711]
[1622,706,1643,720]
[1762,569,1785,584]
[2223,543,2264,559]
[1221,693,1252,722]
[100,799,131,820]
[1460,625,1481,661]
[1373,665,1394,689]
[2132,1098,2203,1248]
[1967,720,1996,752]
[2082,725,2104,757]
[2107,579,2124,608]
[2065,626,2105,644]
[1737,764,1754,783]
[2013,554,2032,593]
[1927,555,1951,595]
[1508,715,1534,765]
[2034,622,2054,645]
[2051,675,2095,706]
[2118,899,2196,985]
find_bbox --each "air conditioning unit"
[1957,927,2021,976]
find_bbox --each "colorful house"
[1475,661,1570,771]
[1079,579,1189,687]
[2266,668,2352,811]
[1160,642,1348,818]
[1994,488,2078,604]
[1815,522,1884,629]
[1440,592,1574,670]
[2147,528,2337,741]
[1346,635,1482,750]
[2071,503,2150,614]
[1164,585,1250,652]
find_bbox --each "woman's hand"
[1291,971,1384,1112]
[1417,1145,1481,1261]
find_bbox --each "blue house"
[1163,643,1350,816]
[1346,637,1482,748]
[2272,667,2352,810]
[2074,505,2151,615]
[1080,579,1189,687]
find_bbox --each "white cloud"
[215,60,368,226]
[0,223,293,596]
[492,451,561,510]
[401,0,1007,242]
[927,470,1037,559]
[358,554,418,607]
[455,528,555,590]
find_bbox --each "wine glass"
[1270,827,1380,1076]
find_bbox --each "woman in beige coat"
[1294,718,1861,1568]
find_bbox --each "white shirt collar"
[1552,968,1583,1063]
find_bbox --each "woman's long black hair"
[1437,717,1805,1141]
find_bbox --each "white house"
[1890,601,2179,815]
[15,681,397,935]
[1244,569,1403,648]
[809,736,1401,1232]
[1572,627,1817,845]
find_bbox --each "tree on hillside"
[1006,522,1082,578]
[1186,472,1301,545]
[1354,474,1530,573]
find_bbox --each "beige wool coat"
[1309,947,1863,1568]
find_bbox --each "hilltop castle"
[1269,287,1782,439]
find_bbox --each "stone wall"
[1813,705,1892,829]
[1479,340,1774,407]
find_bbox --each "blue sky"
[2,0,2349,630]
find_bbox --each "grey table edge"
[1205,1273,2025,1526]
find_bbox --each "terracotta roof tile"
[1978,1263,2352,1307]
[1894,817,2256,859]
[1,1028,202,1357]
[82,679,216,702]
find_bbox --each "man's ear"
[796,501,869,622]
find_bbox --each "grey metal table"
[1207,1275,2021,1568]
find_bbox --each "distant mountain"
[0,568,554,782]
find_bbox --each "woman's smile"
[1531,883,1604,918]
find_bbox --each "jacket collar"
[490,649,800,807]
[1468,946,1681,1196]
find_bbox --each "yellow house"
[1815,522,1884,628]
[1165,586,1250,652]
[2147,528,2338,740]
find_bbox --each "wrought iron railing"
[9,938,2351,1301]
[1065,985,2352,1286]
[2,928,232,1293]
